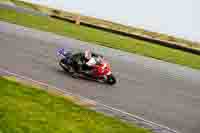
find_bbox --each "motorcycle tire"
[59,59,74,73]
[106,74,116,85]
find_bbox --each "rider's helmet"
[84,50,92,61]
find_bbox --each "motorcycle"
[57,48,116,85]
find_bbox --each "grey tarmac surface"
[1,21,200,133]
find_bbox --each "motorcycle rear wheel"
[59,59,74,73]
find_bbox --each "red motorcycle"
[57,48,116,85]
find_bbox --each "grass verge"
[10,0,200,49]
[0,77,150,133]
[0,7,200,70]
[10,0,39,10]
[0,0,11,3]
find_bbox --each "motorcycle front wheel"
[106,74,116,85]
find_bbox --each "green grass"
[15,0,200,49]
[10,0,38,10]
[0,8,200,70]
[0,0,11,3]
[0,77,150,133]
[10,0,200,49]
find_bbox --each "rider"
[83,50,98,74]
[70,49,97,73]
[70,49,103,75]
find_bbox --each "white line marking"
[0,67,179,133]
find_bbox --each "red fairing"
[93,62,111,76]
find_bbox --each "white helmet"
[84,50,92,60]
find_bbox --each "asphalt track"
[1,21,200,133]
